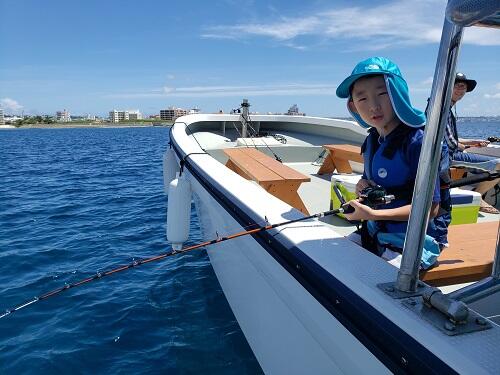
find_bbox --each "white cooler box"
[330,175,481,224]
[449,188,481,225]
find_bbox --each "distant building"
[160,107,188,121]
[189,107,201,115]
[0,108,4,125]
[128,110,142,121]
[109,110,129,122]
[4,115,23,124]
[286,104,305,116]
[109,110,142,122]
[56,109,71,122]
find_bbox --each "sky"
[1,0,499,118]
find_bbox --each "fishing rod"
[0,207,352,320]
[449,171,500,189]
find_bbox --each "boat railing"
[383,0,500,296]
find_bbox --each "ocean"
[0,120,498,374]
[0,127,262,374]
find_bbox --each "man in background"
[447,72,499,214]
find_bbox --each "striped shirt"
[445,108,459,152]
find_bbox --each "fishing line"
[0,207,347,320]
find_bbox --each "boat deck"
[196,127,500,284]
[198,127,499,228]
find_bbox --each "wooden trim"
[318,144,363,174]
[450,167,466,181]
[420,221,498,286]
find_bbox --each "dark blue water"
[0,127,262,374]
[457,118,500,140]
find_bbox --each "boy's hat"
[455,72,476,92]
[336,57,426,129]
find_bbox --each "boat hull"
[189,170,390,375]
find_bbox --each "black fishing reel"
[333,183,394,215]
[358,185,395,208]
[487,136,500,143]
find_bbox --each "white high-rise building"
[109,110,129,123]
[0,108,4,125]
[56,109,71,122]
[109,110,142,122]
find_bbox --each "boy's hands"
[343,199,376,221]
[355,178,376,196]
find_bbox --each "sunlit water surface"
[0,127,262,374]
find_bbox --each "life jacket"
[359,125,441,268]
[360,125,416,207]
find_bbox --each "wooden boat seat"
[224,148,311,214]
[450,167,466,180]
[420,221,498,286]
[318,144,364,174]
[319,144,472,182]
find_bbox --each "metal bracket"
[402,297,492,336]
[377,281,427,299]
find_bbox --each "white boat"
[163,1,500,373]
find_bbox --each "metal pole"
[241,99,249,138]
[492,223,500,279]
[395,18,464,292]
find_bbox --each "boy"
[336,57,441,269]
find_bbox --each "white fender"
[167,172,192,251]
[163,148,180,194]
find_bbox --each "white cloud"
[203,16,320,41]
[201,0,500,49]
[484,93,500,99]
[495,83,500,90]
[0,98,23,112]
[409,76,435,93]
[105,83,338,99]
[166,74,175,80]
[463,28,500,46]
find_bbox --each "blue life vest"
[360,125,441,269]
[361,125,416,233]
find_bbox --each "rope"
[242,111,283,162]
[0,208,346,320]
[179,152,208,176]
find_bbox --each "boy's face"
[348,75,399,135]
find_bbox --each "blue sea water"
[0,127,262,374]
[0,120,498,374]
[456,118,500,140]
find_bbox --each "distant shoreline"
[12,122,173,129]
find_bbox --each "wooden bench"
[420,221,498,286]
[450,167,466,181]
[318,144,468,181]
[317,144,363,175]
[224,148,311,214]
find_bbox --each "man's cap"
[455,72,477,92]
[336,57,426,129]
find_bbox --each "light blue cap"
[336,57,426,129]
